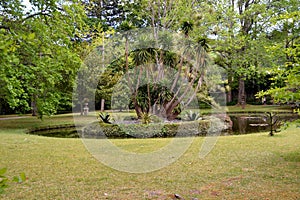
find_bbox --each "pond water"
[29,127,81,138]
[229,113,299,134]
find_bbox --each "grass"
[0,108,299,199]
[226,104,293,113]
[186,104,293,115]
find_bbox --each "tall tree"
[210,0,279,106]
[256,1,300,104]
[83,0,145,30]
[117,0,213,120]
[0,0,86,117]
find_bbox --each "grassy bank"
[0,111,299,199]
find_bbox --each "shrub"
[81,123,127,138]
[183,110,202,121]
[123,116,138,121]
[81,119,224,138]
[98,112,113,124]
[140,112,152,124]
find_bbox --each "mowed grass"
[0,112,299,199]
[226,104,294,113]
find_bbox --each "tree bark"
[134,100,143,119]
[31,95,38,116]
[227,71,233,103]
[80,102,83,115]
[164,100,180,120]
[31,100,38,116]
[100,99,105,111]
[238,77,246,109]
[227,87,232,103]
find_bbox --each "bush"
[123,116,138,121]
[97,112,113,124]
[81,123,127,138]
[198,102,211,109]
[226,101,237,106]
[81,119,225,139]
[140,112,152,124]
[183,110,202,121]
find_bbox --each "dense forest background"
[0,0,299,116]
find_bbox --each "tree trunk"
[238,76,246,109]
[164,100,180,120]
[227,88,232,103]
[166,111,180,121]
[31,100,38,116]
[100,99,105,111]
[80,102,83,115]
[227,72,233,103]
[134,101,143,119]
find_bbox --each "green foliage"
[255,7,300,105]
[83,0,144,30]
[208,0,300,105]
[0,0,86,117]
[0,168,8,194]
[183,110,202,121]
[98,112,113,124]
[256,51,300,104]
[83,122,125,138]
[140,112,152,124]
[264,112,282,136]
[1,0,298,119]
[12,172,26,184]
[89,1,212,120]
[83,119,222,138]
[0,168,26,194]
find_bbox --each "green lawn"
[226,104,294,113]
[0,109,299,199]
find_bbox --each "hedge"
[81,118,229,139]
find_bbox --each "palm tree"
[163,24,210,120]
[122,25,211,121]
[181,21,193,37]
[130,40,156,117]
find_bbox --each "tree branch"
[21,11,52,22]
[0,25,10,30]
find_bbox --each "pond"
[27,125,81,138]
[229,112,299,134]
